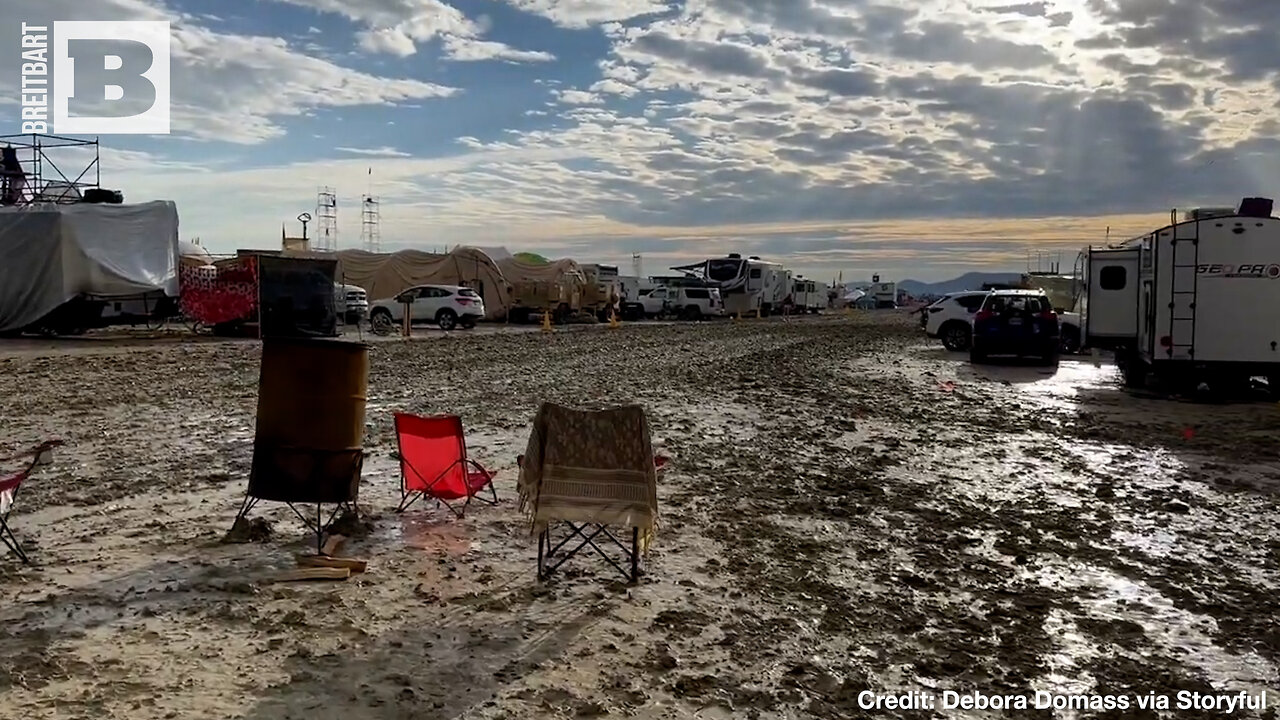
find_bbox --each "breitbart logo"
[1197,264,1280,278]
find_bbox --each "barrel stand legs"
[231,494,358,553]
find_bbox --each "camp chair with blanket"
[517,402,662,583]
[393,413,497,517]
[1,439,63,564]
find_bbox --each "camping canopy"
[0,201,180,332]
[290,246,511,320]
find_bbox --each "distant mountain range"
[896,272,1024,296]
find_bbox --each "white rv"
[790,277,828,313]
[673,254,790,316]
[1082,197,1280,390]
[870,276,897,308]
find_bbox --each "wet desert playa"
[0,313,1277,719]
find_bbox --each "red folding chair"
[393,413,497,517]
[1,439,63,564]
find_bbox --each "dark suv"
[969,290,1059,365]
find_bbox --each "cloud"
[5,0,1279,283]
[556,90,604,105]
[268,0,555,62]
[504,0,674,28]
[335,146,413,157]
[0,0,458,144]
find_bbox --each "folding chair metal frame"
[232,448,364,554]
[394,455,498,517]
[392,414,498,518]
[537,521,641,584]
[1,439,64,564]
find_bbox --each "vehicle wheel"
[940,321,971,351]
[1060,325,1081,354]
[1120,355,1147,388]
[684,305,701,321]
[145,314,168,331]
[370,309,394,335]
[436,309,458,330]
[969,345,987,364]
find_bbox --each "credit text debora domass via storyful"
[858,690,1270,713]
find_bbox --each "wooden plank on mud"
[296,555,368,573]
[276,567,350,582]
[321,534,347,556]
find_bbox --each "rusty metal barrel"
[248,337,369,504]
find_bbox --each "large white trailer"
[790,277,828,313]
[1082,196,1280,391]
[673,253,790,316]
[870,276,897,308]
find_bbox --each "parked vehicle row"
[620,285,724,320]
[921,289,1081,355]
[359,281,735,333]
[920,195,1280,395]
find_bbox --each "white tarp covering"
[0,201,180,332]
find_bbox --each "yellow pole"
[541,307,553,333]
[755,307,761,319]
[609,309,620,329]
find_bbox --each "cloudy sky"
[3,0,1278,282]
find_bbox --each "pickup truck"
[620,286,671,319]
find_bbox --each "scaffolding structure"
[360,195,380,253]
[0,133,101,206]
[315,187,338,251]
[1025,250,1064,275]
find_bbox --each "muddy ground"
[0,313,1277,719]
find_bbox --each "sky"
[2,0,1278,283]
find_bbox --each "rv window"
[749,268,762,279]
[1099,265,1126,290]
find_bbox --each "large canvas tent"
[0,201,179,332]
[289,246,511,320]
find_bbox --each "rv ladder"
[1166,222,1199,359]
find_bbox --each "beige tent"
[287,246,512,320]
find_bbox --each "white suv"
[672,286,723,319]
[368,284,484,332]
[921,291,987,351]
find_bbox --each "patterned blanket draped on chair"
[517,402,659,553]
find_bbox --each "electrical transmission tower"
[315,187,337,251]
[360,195,380,252]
